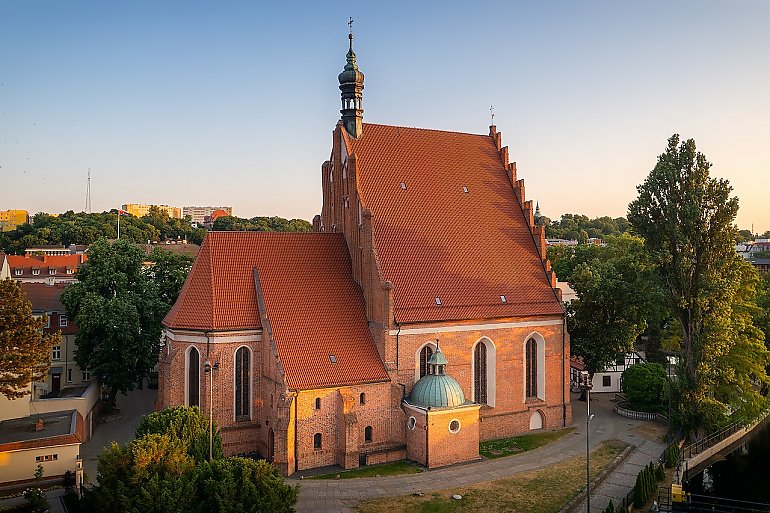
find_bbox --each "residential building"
[157,33,571,476]
[0,209,29,231]
[182,206,233,225]
[121,203,182,219]
[569,352,645,393]
[7,254,86,283]
[24,244,87,257]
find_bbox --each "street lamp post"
[580,370,594,513]
[203,360,219,460]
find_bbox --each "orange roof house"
[158,31,571,476]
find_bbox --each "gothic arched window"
[419,345,434,379]
[188,347,200,407]
[474,342,488,404]
[526,338,538,399]
[235,347,250,420]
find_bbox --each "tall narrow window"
[313,433,322,449]
[235,347,250,419]
[419,346,434,378]
[526,338,538,399]
[188,347,200,407]
[474,342,487,404]
[364,426,373,442]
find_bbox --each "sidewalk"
[293,393,667,513]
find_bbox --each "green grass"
[357,439,628,513]
[311,460,424,479]
[479,427,575,459]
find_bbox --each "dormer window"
[66,268,74,275]
[14,269,22,276]
[49,268,56,275]
[32,268,40,276]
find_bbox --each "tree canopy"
[0,279,58,399]
[621,363,667,413]
[61,238,166,407]
[628,134,770,431]
[135,406,222,463]
[211,215,311,232]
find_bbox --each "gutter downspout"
[562,316,567,427]
[395,321,401,369]
[294,391,299,474]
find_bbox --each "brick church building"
[157,30,572,476]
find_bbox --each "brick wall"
[426,406,481,468]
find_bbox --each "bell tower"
[338,18,364,138]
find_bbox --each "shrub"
[135,405,222,463]
[621,363,668,412]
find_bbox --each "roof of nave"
[341,122,563,323]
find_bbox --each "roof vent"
[500,295,507,303]
[400,182,407,190]
[329,355,337,364]
[462,186,469,193]
[434,297,442,306]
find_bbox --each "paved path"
[79,386,157,479]
[292,393,667,513]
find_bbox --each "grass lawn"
[479,427,576,459]
[311,460,424,479]
[356,439,628,513]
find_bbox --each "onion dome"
[409,341,465,408]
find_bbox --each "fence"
[681,421,744,459]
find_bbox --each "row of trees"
[76,406,298,513]
[556,134,770,435]
[0,209,312,255]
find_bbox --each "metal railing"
[682,421,743,459]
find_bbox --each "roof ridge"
[360,122,490,138]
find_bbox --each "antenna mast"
[85,168,92,213]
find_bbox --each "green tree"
[145,248,194,307]
[135,406,222,463]
[61,238,165,408]
[628,135,770,432]
[0,279,58,399]
[566,235,660,374]
[621,363,667,412]
[195,457,299,513]
[86,435,197,513]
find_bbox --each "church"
[156,30,572,476]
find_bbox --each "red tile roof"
[20,283,77,334]
[344,123,563,323]
[7,254,86,278]
[164,232,389,389]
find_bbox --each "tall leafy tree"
[0,279,58,399]
[135,406,222,463]
[145,248,194,308]
[61,238,165,408]
[628,135,769,431]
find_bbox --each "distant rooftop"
[0,410,76,445]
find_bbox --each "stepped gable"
[163,231,389,389]
[344,123,563,323]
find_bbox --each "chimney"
[35,418,45,431]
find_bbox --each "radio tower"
[85,168,92,213]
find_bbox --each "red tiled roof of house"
[7,254,86,278]
[165,232,389,389]
[345,123,563,323]
[20,283,77,334]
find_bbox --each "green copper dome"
[408,342,465,408]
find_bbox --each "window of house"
[313,433,322,450]
[188,347,199,406]
[59,314,68,327]
[14,269,22,276]
[67,369,72,383]
[66,268,74,275]
[82,370,90,382]
[449,419,461,434]
[235,347,250,420]
[35,454,58,462]
[359,392,365,405]
[49,268,56,275]
[32,268,40,275]
[52,346,61,360]
[364,426,373,443]
[419,345,434,379]
[525,338,538,399]
[603,375,611,387]
[315,397,321,410]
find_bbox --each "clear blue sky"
[2,1,769,232]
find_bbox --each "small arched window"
[359,392,366,405]
[188,347,200,407]
[235,347,250,420]
[315,397,321,410]
[474,342,488,404]
[313,433,322,449]
[364,426,373,443]
[526,338,538,399]
[419,345,434,378]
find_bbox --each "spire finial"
[490,105,495,125]
[348,17,354,51]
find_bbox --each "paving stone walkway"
[291,393,667,513]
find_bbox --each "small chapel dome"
[408,342,465,408]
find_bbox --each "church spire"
[338,17,365,138]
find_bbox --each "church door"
[267,428,274,462]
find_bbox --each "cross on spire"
[348,17,354,50]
